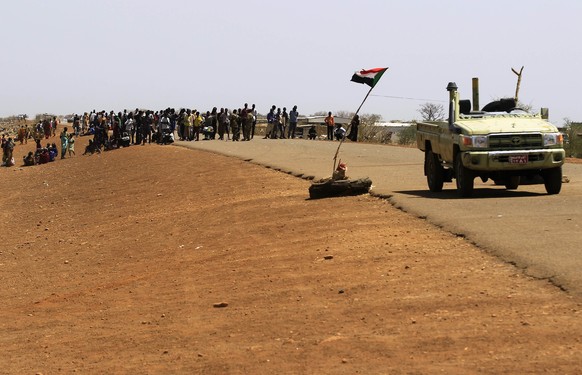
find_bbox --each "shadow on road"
[395,188,544,199]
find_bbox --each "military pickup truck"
[416,81,565,197]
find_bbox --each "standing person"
[67,133,76,157]
[2,137,15,166]
[112,112,122,146]
[182,109,192,141]
[43,118,51,139]
[218,108,228,140]
[264,106,275,139]
[141,111,153,145]
[60,126,69,159]
[325,111,335,140]
[24,125,30,143]
[18,126,26,145]
[243,108,253,141]
[347,114,360,142]
[280,107,289,139]
[288,105,298,139]
[177,109,185,141]
[51,116,59,137]
[230,109,240,141]
[82,112,89,134]
[134,111,142,144]
[251,104,257,139]
[73,114,81,136]
[34,135,42,149]
[125,113,135,144]
[210,107,218,139]
[274,108,283,139]
[158,111,170,143]
[193,111,202,141]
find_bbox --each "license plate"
[509,154,528,164]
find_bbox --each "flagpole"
[332,84,374,174]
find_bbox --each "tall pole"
[332,85,374,174]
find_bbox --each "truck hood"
[456,116,559,135]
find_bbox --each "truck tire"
[425,149,444,192]
[505,176,520,190]
[543,167,562,195]
[455,154,474,197]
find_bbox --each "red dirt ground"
[1,135,582,374]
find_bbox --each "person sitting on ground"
[38,148,50,164]
[84,139,100,155]
[334,124,346,141]
[48,143,58,161]
[202,125,214,140]
[308,125,317,140]
[23,151,35,166]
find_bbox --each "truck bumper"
[461,149,565,171]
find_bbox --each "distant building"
[374,121,414,134]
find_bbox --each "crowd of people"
[3,103,361,168]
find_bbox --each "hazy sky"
[1,0,580,124]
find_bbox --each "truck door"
[439,122,455,163]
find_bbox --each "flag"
[350,67,388,88]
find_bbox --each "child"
[67,133,75,157]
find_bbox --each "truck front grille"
[489,133,542,149]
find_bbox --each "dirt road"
[1,137,581,374]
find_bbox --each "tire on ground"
[505,176,520,190]
[426,149,444,192]
[455,154,474,198]
[543,167,562,195]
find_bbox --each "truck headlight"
[543,133,563,146]
[461,135,488,148]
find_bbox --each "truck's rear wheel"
[543,167,562,195]
[505,176,520,190]
[426,149,444,192]
[455,154,474,197]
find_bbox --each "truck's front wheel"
[543,167,562,195]
[505,176,520,190]
[426,149,444,192]
[455,154,474,197]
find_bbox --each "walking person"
[60,126,69,159]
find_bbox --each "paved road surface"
[176,138,582,296]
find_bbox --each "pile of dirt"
[1,139,581,373]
